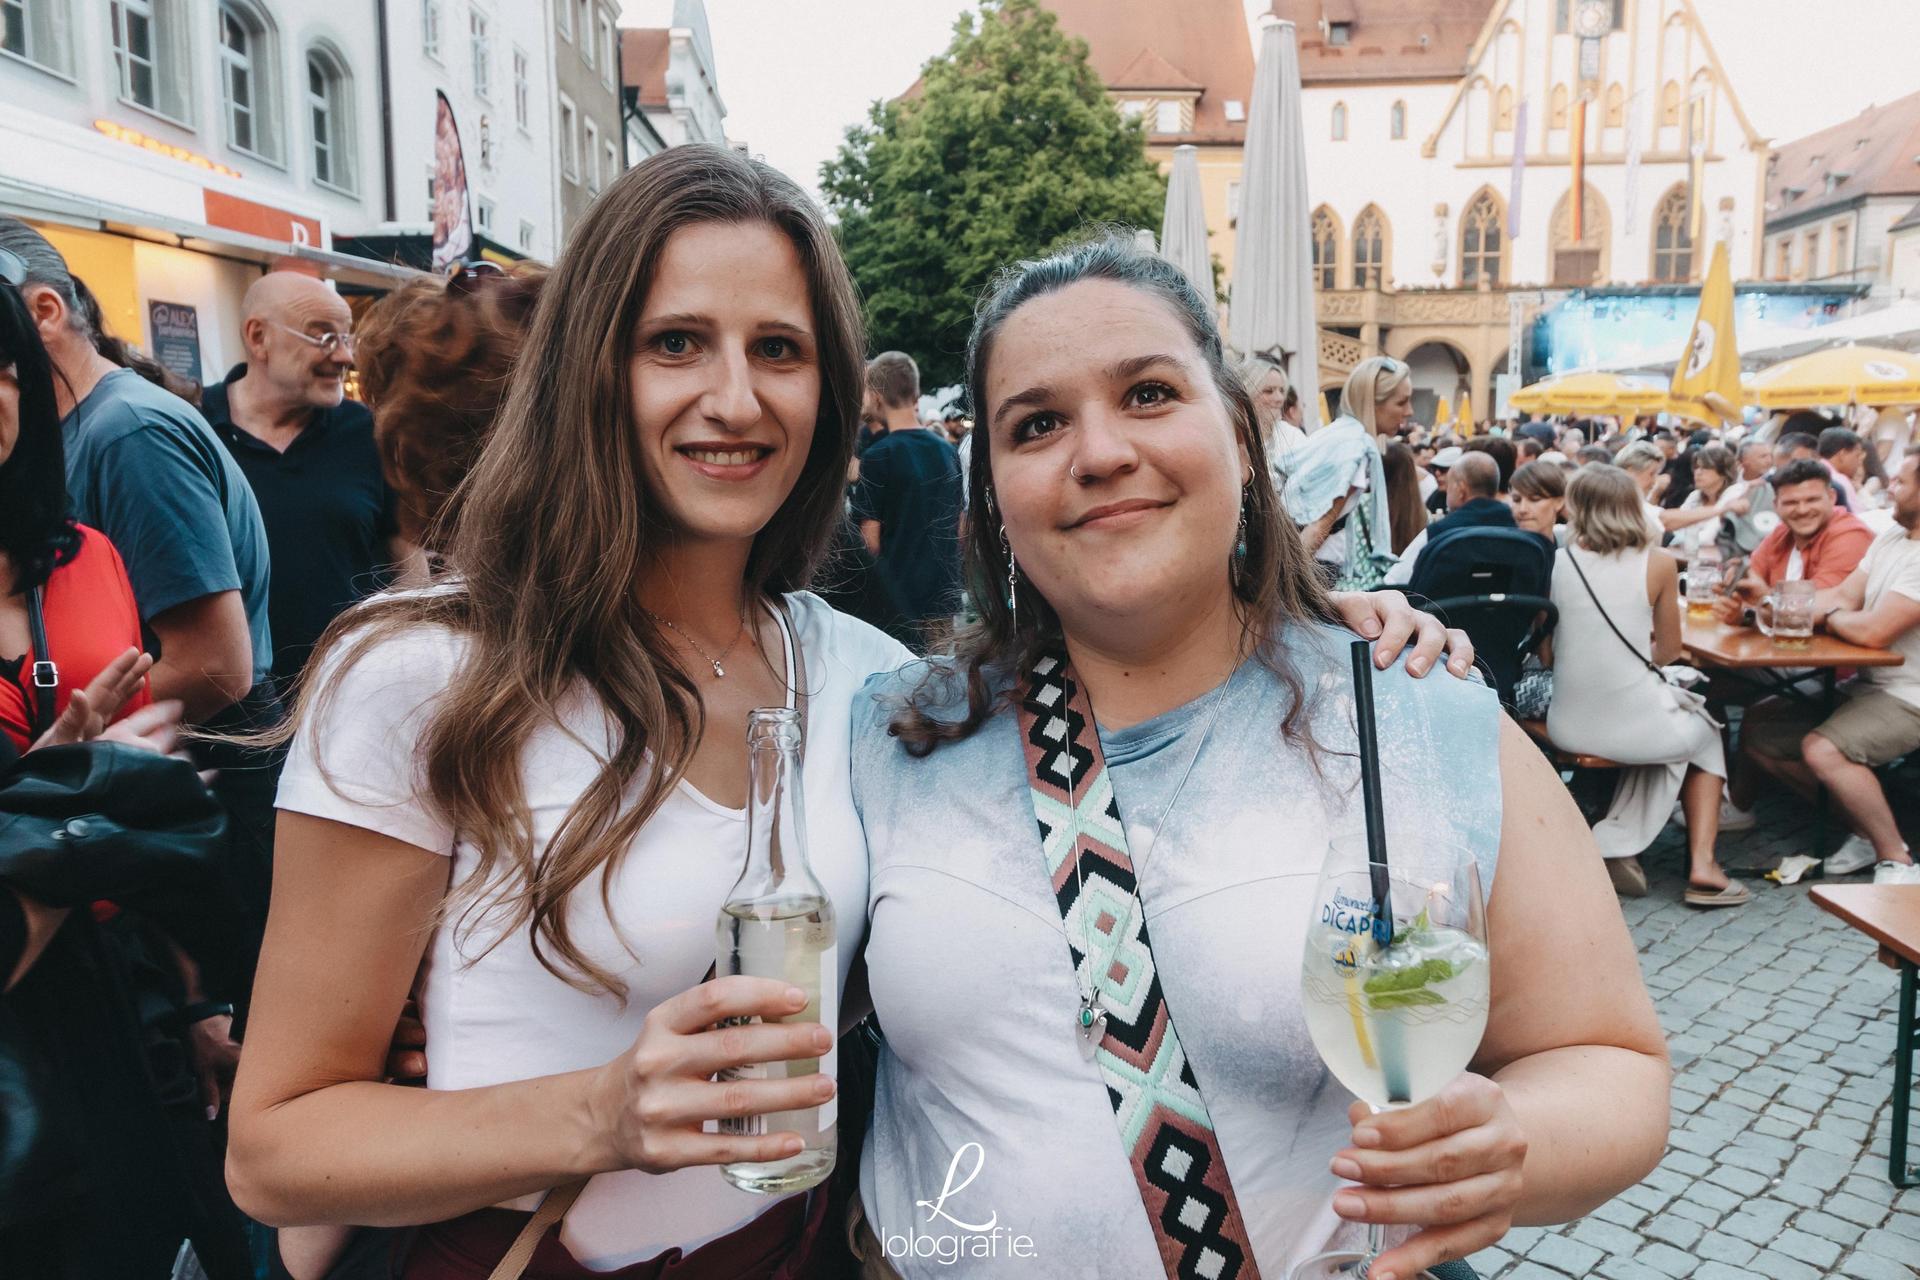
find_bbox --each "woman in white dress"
[1545,465,1748,907]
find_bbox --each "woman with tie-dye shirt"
[844,236,1670,1280]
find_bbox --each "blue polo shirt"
[62,368,274,689]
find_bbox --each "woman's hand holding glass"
[1328,1074,1529,1280]
[586,975,835,1175]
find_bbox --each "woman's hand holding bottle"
[586,975,835,1175]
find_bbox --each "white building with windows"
[1762,90,1920,301]
[0,0,407,376]
[1271,0,1770,420]
[617,0,726,164]
[379,0,560,262]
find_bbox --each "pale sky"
[626,0,1920,201]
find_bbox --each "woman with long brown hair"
[845,236,1668,1280]
[228,145,900,1278]
[1380,441,1428,557]
[227,150,1465,1280]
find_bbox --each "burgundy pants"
[397,1188,831,1280]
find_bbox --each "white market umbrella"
[1160,144,1212,300]
[1230,17,1321,432]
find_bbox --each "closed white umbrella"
[1230,16,1321,432]
[1160,144,1212,300]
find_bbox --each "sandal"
[1605,856,1649,898]
[1684,881,1751,908]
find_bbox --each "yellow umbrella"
[1509,371,1668,415]
[1746,344,1920,408]
[1433,394,1453,428]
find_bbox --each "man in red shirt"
[1713,457,1873,623]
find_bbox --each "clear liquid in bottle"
[716,707,837,1194]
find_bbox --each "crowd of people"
[5,136,1909,1280]
[1261,354,1920,914]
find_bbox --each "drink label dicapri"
[1302,902,1490,1109]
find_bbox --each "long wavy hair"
[287,146,864,997]
[0,281,80,595]
[889,233,1337,755]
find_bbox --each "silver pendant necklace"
[1070,664,1236,1059]
[650,609,750,679]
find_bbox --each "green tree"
[821,0,1168,390]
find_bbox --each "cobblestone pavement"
[1470,776,1920,1280]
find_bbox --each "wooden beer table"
[1681,618,1905,687]
[1809,884,1920,1187]
[1681,618,1904,861]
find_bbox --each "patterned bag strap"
[1014,650,1262,1280]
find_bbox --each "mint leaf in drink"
[1366,987,1447,1009]
[1389,906,1432,948]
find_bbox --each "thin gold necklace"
[649,609,750,679]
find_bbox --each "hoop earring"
[1001,525,1019,622]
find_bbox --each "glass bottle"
[716,707,837,1194]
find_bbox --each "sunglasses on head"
[445,259,507,296]
[0,247,26,288]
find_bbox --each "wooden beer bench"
[1519,720,1623,772]
[1810,884,1920,1187]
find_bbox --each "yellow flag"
[1671,241,1741,422]
[1434,394,1453,428]
[1457,391,1473,433]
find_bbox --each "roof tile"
[619,28,671,109]
[1045,0,1255,142]
[1268,0,1494,84]
[1766,89,1920,226]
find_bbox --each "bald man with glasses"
[201,272,424,690]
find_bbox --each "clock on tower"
[1573,0,1613,40]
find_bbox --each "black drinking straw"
[1349,639,1395,947]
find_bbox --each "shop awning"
[0,174,428,291]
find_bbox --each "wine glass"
[1292,833,1490,1280]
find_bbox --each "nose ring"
[1070,463,1083,482]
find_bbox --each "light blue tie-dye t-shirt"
[850,622,1503,1279]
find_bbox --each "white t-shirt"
[1642,500,1668,544]
[276,591,911,1270]
[1677,489,1723,553]
[1858,527,1920,709]
[1383,527,1426,585]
